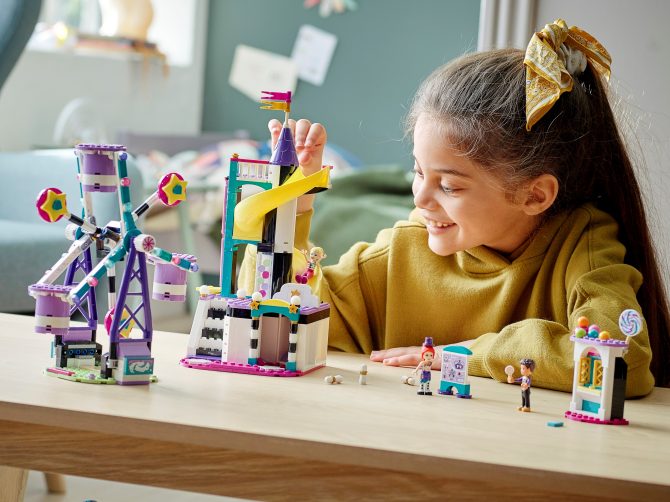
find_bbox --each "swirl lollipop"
[619,309,643,344]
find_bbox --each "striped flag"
[260,90,292,112]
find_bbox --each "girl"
[241,20,670,396]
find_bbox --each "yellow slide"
[233,167,330,241]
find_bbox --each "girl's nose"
[413,182,436,209]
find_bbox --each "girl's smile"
[424,218,455,235]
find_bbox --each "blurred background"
[1,0,669,317]
[2,1,669,500]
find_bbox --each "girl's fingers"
[268,119,282,148]
[304,122,327,149]
[382,354,421,368]
[268,119,298,148]
[299,151,313,167]
[268,118,325,177]
[287,118,297,137]
[294,119,312,147]
[370,349,396,361]
[370,347,420,361]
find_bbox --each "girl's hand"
[370,340,475,370]
[268,118,327,176]
[269,118,327,214]
[370,347,442,370]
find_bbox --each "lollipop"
[619,309,643,343]
[504,365,515,376]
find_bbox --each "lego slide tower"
[183,91,331,376]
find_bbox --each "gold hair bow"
[524,19,612,131]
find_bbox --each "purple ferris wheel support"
[63,246,98,344]
[107,245,153,362]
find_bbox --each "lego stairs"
[186,294,229,359]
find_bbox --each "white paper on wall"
[291,24,338,86]
[229,44,298,101]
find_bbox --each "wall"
[0,0,209,151]
[202,0,480,166]
[535,0,670,275]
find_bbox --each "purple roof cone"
[270,126,299,166]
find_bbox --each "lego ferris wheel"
[29,144,197,385]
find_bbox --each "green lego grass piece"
[547,421,564,427]
[44,367,116,384]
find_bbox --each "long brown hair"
[406,49,670,387]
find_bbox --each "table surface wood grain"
[1,313,669,500]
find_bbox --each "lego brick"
[207,307,226,320]
[259,315,290,365]
[294,318,329,372]
[186,297,211,357]
[222,315,253,363]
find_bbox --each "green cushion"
[0,150,145,312]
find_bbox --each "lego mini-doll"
[506,359,536,412]
[414,337,436,395]
[295,246,327,284]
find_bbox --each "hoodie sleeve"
[468,208,654,397]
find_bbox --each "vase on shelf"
[98,0,154,41]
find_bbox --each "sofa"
[0,150,144,312]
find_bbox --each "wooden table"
[1,313,669,501]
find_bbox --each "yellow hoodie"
[239,203,654,397]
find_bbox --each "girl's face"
[412,115,539,257]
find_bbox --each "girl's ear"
[522,174,559,215]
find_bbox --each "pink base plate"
[565,410,629,425]
[179,357,323,377]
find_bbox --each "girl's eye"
[412,167,424,178]
[441,185,458,194]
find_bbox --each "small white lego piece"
[324,374,344,384]
[64,223,78,241]
[401,375,416,386]
[133,233,155,252]
[359,364,367,385]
